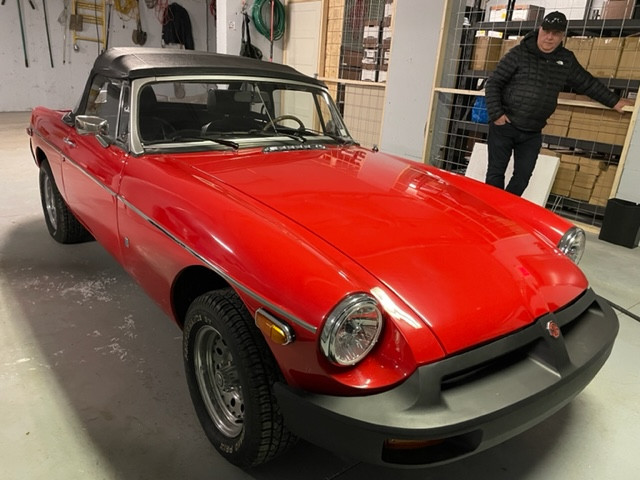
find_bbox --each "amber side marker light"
[255,308,295,345]
[385,439,446,450]
[382,431,482,465]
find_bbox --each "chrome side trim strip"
[35,131,118,198]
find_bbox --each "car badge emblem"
[546,320,561,338]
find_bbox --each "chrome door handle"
[63,137,76,148]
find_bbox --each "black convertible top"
[91,47,325,87]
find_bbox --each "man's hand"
[494,114,510,125]
[613,98,633,113]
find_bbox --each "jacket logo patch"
[556,60,564,65]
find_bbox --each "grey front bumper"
[274,289,619,466]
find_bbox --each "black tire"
[39,160,93,244]
[183,289,296,467]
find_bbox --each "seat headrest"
[140,87,157,112]
[207,88,217,111]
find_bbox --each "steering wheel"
[262,114,305,132]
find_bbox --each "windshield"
[135,79,354,151]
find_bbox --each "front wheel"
[38,160,92,244]
[183,289,296,467]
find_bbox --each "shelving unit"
[429,7,639,227]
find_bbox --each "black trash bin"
[599,198,640,248]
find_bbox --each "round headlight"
[558,226,586,264]
[320,293,383,366]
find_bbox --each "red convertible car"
[28,48,618,468]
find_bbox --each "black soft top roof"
[91,47,325,87]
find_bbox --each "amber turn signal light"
[255,308,295,345]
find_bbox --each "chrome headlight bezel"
[320,293,383,366]
[558,226,586,264]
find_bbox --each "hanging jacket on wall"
[162,3,195,50]
[485,30,619,132]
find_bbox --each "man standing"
[484,11,631,196]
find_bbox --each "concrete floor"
[1,110,639,480]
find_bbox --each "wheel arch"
[34,146,48,167]
[172,265,231,328]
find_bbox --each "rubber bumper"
[274,289,619,466]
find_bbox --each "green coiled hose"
[252,0,286,41]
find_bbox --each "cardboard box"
[472,35,503,71]
[543,124,569,136]
[587,37,624,78]
[487,4,545,22]
[568,126,627,145]
[603,0,635,19]
[340,67,362,81]
[360,66,377,82]
[565,37,594,68]
[341,46,363,68]
[615,37,640,80]
[500,36,523,58]
[363,23,379,48]
[552,178,574,196]
[579,157,607,175]
[568,107,631,145]
[570,185,594,201]
[382,27,392,48]
[552,162,577,196]
[540,148,561,157]
[560,154,581,165]
[590,165,618,206]
[543,105,572,137]
[362,48,378,64]
[385,2,393,18]
[573,172,597,189]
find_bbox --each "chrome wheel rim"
[194,324,244,437]
[43,174,58,228]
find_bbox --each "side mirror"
[75,115,109,136]
[75,115,111,147]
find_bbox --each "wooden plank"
[422,0,453,165]
[433,87,634,112]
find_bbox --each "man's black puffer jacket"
[485,30,619,131]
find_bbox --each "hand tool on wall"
[57,0,70,63]
[17,0,29,67]
[132,0,147,46]
[42,0,54,67]
[105,0,112,49]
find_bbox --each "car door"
[61,75,130,261]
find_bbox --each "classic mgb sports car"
[28,48,618,468]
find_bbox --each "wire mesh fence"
[320,0,392,149]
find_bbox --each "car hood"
[191,147,586,354]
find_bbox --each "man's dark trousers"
[486,122,542,196]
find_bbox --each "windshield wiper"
[279,131,306,143]
[152,134,240,149]
[325,133,358,146]
[299,128,357,146]
[250,129,306,143]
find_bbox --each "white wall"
[379,0,445,161]
[0,0,283,112]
